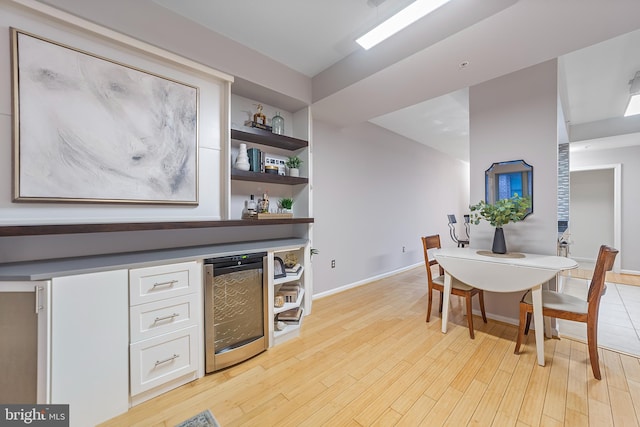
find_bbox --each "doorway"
[558,164,633,356]
[569,164,621,272]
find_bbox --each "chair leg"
[514,303,528,354]
[524,312,532,335]
[438,291,443,313]
[426,289,433,323]
[587,318,602,380]
[478,291,487,323]
[465,294,475,339]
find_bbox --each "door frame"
[570,163,621,272]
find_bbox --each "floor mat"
[175,409,220,427]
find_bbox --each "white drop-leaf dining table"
[433,247,578,366]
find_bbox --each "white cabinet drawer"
[130,294,198,342]
[130,325,198,395]
[129,261,198,305]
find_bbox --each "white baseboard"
[312,262,423,300]
[472,310,516,327]
[621,269,640,276]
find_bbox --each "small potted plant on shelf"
[469,194,531,254]
[285,156,302,177]
[279,197,294,213]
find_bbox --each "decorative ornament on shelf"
[234,143,250,171]
[469,194,531,254]
[253,103,266,125]
[271,112,284,135]
[258,192,269,213]
[285,155,302,177]
[283,252,298,268]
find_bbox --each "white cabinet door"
[51,270,128,427]
[0,281,50,404]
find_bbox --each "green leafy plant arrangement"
[279,197,293,210]
[469,194,531,228]
[285,156,302,169]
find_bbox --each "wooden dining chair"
[514,245,618,379]
[421,234,487,338]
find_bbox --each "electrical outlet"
[331,259,335,268]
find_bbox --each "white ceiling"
[44,0,640,161]
[148,0,640,162]
[152,0,420,78]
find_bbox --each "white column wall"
[469,59,559,322]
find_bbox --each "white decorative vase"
[288,168,299,177]
[235,143,250,171]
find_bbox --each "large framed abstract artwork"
[11,28,199,205]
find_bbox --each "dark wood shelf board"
[231,169,308,185]
[231,127,308,151]
[0,218,314,237]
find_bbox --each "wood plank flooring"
[100,267,640,426]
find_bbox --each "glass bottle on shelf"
[271,112,284,135]
[247,194,257,213]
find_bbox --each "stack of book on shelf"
[279,283,300,303]
[276,307,303,324]
[285,263,302,276]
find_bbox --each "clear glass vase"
[271,112,284,135]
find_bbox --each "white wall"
[469,60,559,322]
[572,143,640,273]
[0,3,226,226]
[312,120,469,295]
[35,0,311,105]
[0,2,304,263]
[569,169,614,261]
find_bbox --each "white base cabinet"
[0,239,311,425]
[130,325,199,396]
[50,270,129,427]
[128,260,203,406]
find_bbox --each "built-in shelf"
[231,169,308,185]
[274,289,305,314]
[0,219,315,237]
[274,316,304,343]
[274,267,304,286]
[231,128,307,151]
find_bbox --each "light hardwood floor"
[101,267,640,426]
[567,268,640,287]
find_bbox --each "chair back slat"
[587,245,619,306]
[421,235,442,281]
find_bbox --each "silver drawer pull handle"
[155,354,180,366]
[153,313,180,323]
[152,280,178,289]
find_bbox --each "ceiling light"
[356,0,452,50]
[624,71,640,117]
